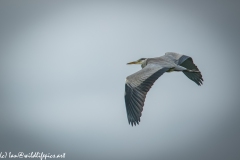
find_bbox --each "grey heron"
[125,52,203,126]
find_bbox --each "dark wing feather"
[165,52,203,85]
[125,64,168,126]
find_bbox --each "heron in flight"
[125,52,203,126]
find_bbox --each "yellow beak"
[127,61,138,65]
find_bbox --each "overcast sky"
[0,1,240,160]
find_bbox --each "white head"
[127,58,146,65]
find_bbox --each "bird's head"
[127,58,146,65]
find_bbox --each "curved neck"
[141,59,148,68]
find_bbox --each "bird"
[125,52,203,126]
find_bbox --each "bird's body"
[125,52,203,126]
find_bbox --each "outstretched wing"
[125,64,168,126]
[165,52,203,85]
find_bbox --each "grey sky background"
[0,1,240,160]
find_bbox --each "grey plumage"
[125,52,203,126]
